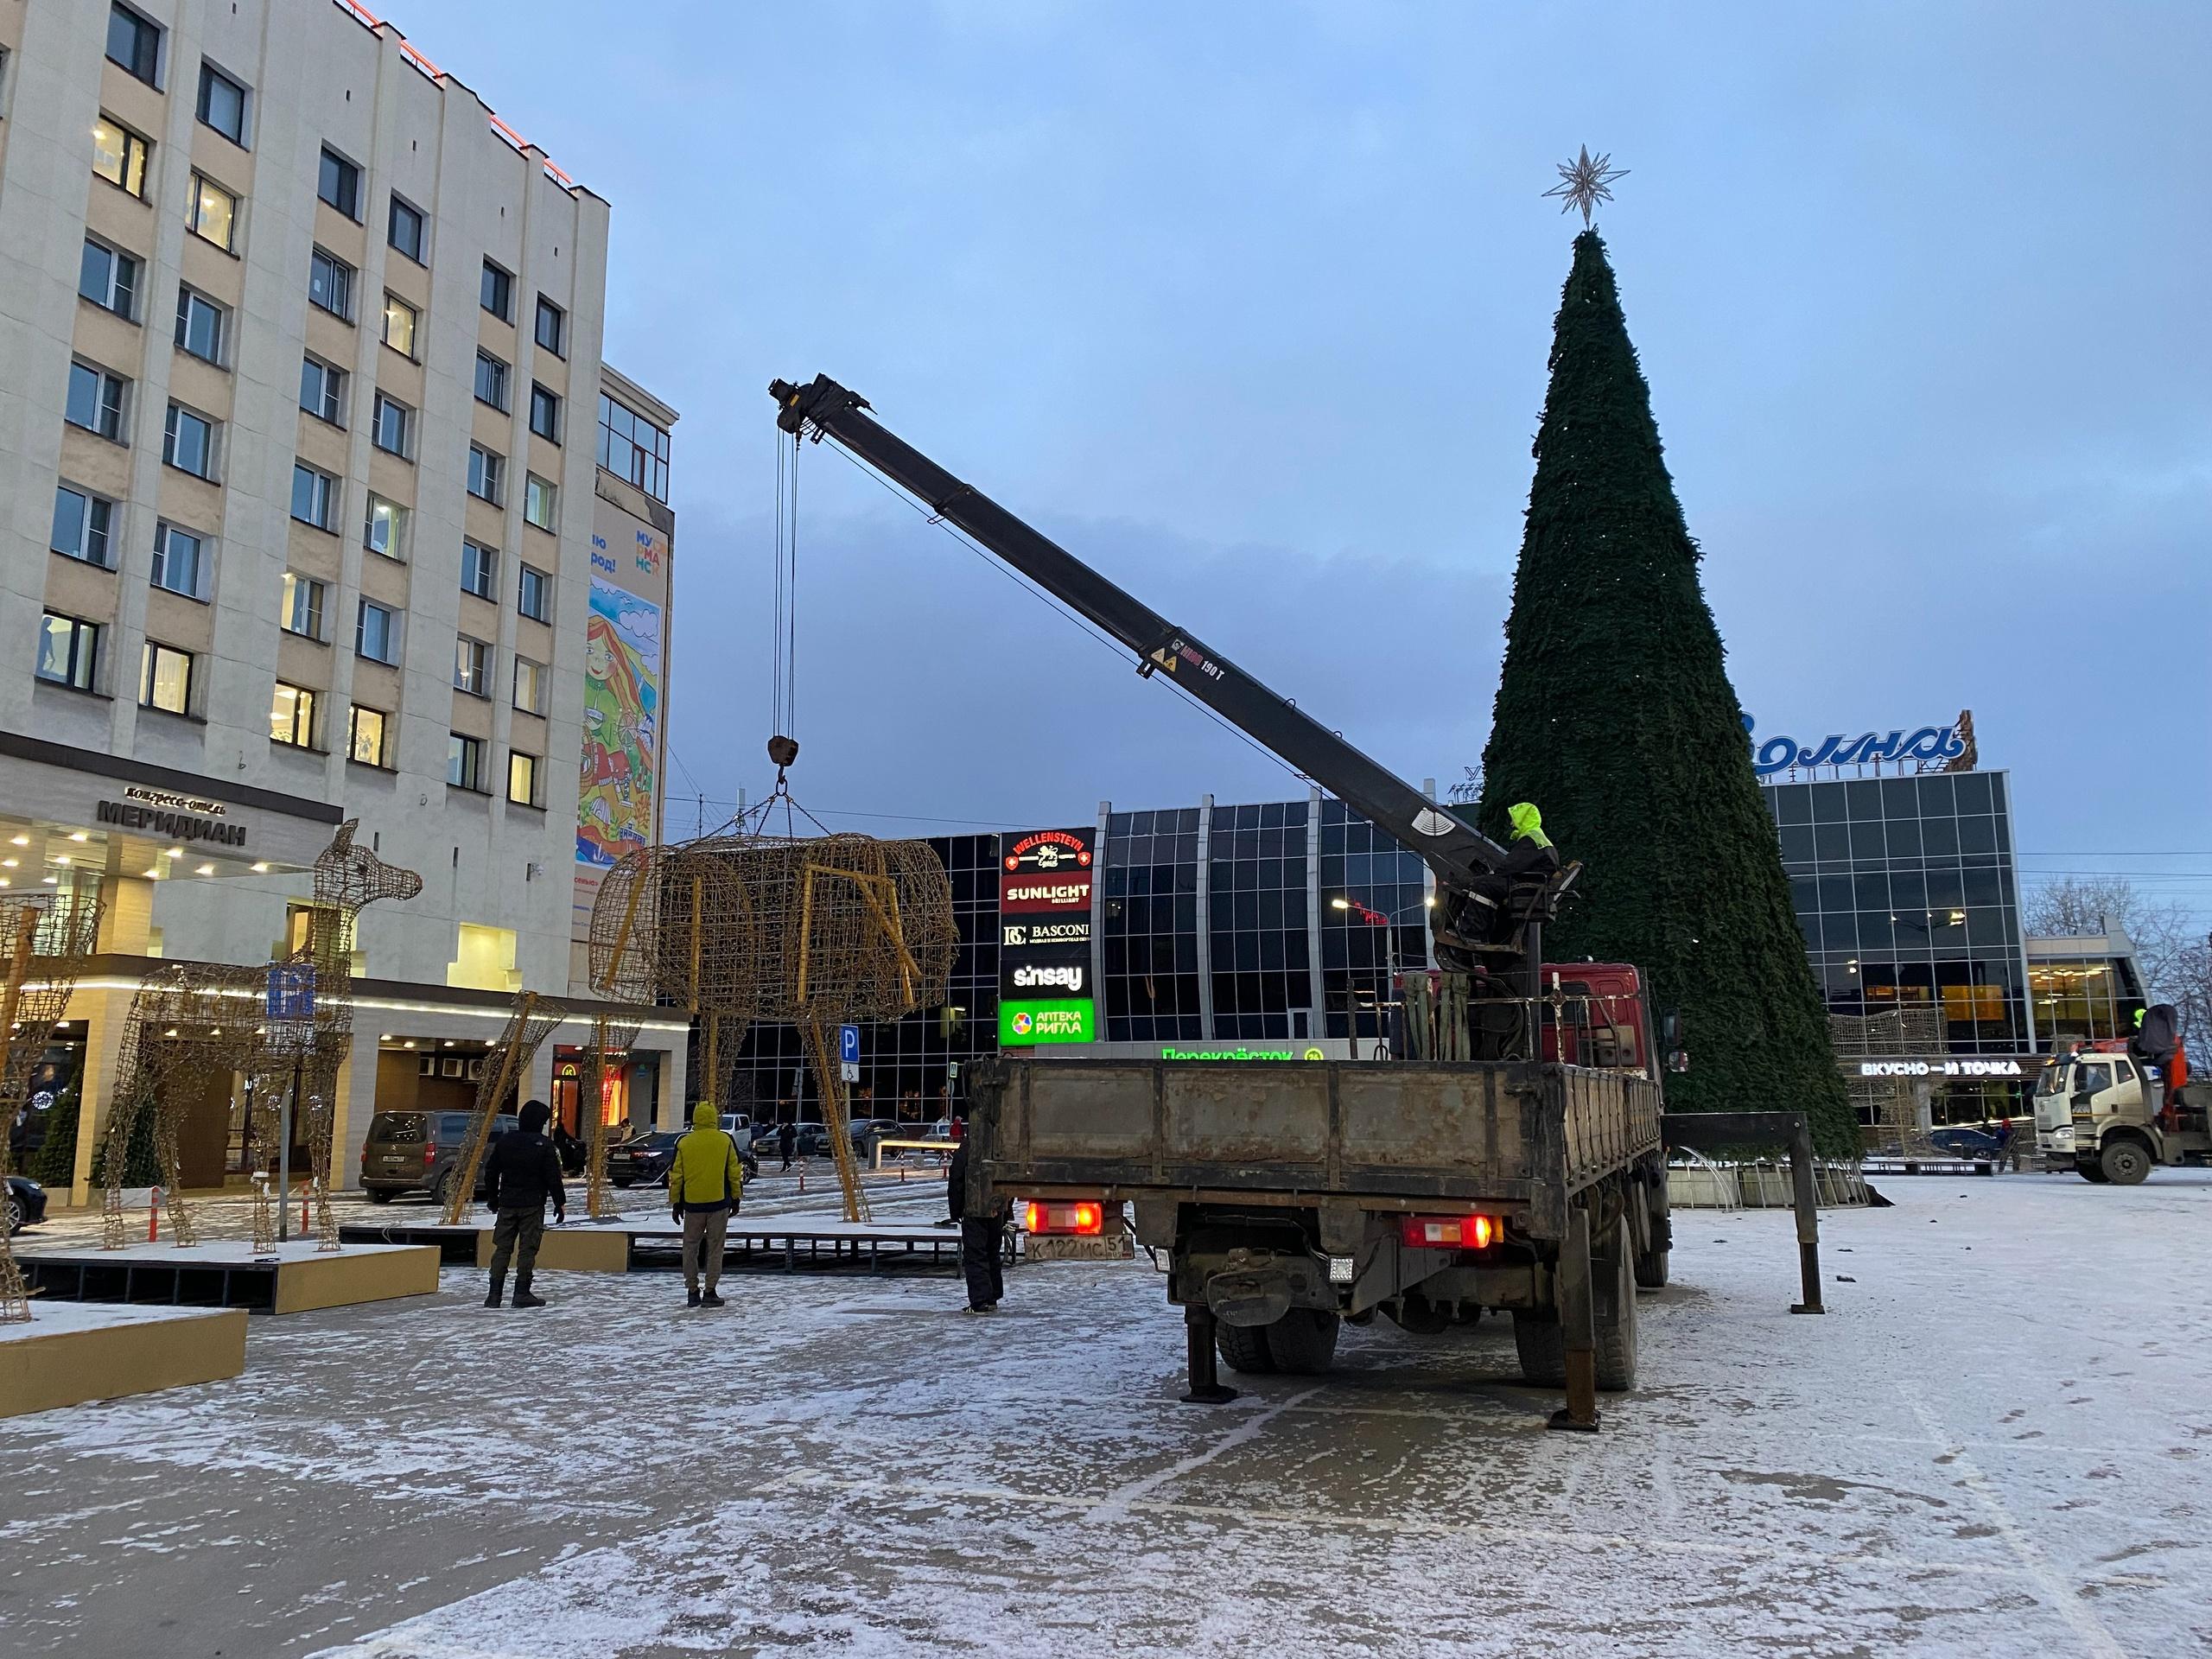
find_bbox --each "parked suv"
[360,1110,518,1205]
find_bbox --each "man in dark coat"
[948,1139,1005,1314]
[778,1119,797,1172]
[484,1099,566,1308]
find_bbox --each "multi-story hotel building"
[0,0,685,1198]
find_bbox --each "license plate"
[1026,1235,1135,1263]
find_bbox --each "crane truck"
[772,373,1672,1426]
[2033,1004,2208,1183]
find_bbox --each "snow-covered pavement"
[1,1170,2206,1656]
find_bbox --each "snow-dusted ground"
[1,1170,2206,1657]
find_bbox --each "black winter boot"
[484,1275,505,1308]
[512,1274,545,1309]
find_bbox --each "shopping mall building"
[734,719,2138,1135]
[0,0,684,1198]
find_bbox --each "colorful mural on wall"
[578,577,661,869]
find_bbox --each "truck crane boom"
[769,372,1572,996]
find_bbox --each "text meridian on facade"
[96,798,246,847]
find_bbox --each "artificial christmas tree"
[1479,229,1855,1153]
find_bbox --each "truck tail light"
[423,1147,437,1166]
[1025,1200,1103,1236]
[1400,1214,1497,1250]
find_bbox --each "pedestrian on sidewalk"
[670,1100,746,1308]
[484,1099,565,1309]
[778,1118,796,1173]
[948,1138,1005,1314]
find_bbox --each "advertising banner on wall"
[999,829,1096,1045]
[577,578,662,871]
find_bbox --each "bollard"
[148,1185,162,1243]
[299,1184,310,1235]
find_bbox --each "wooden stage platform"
[12,1239,441,1314]
[337,1213,988,1275]
[2,1301,247,1418]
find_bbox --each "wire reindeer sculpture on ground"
[99,823,421,1252]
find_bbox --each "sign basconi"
[1857,1058,2023,1078]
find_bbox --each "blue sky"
[422,3,2209,917]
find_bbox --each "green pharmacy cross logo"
[1543,145,1628,228]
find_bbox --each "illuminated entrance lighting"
[67,831,88,842]
[195,863,215,875]
[7,835,26,847]
[143,868,162,878]
[251,861,270,874]
[41,877,56,886]
[164,848,183,858]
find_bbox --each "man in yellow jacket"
[668,1101,746,1308]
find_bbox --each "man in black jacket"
[948,1138,1005,1315]
[483,1099,566,1309]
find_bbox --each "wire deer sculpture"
[100,822,421,1251]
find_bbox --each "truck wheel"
[1215,1319,1276,1376]
[2099,1140,2152,1186]
[1634,1248,1670,1290]
[1265,1309,1339,1376]
[2078,1161,2108,1184]
[1594,1226,1638,1392]
[1513,1311,1566,1387]
[365,1188,394,1205]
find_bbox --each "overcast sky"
[426,3,2209,918]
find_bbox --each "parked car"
[359,1110,518,1205]
[607,1130,681,1188]
[747,1122,787,1152]
[5,1174,47,1235]
[1927,1123,2012,1160]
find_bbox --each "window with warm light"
[348,705,390,767]
[448,924,520,991]
[186,173,238,251]
[270,681,316,747]
[381,294,418,358]
[92,115,151,197]
[364,493,409,560]
[140,642,191,714]
[507,751,541,807]
[37,613,100,691]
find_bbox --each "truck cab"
[2036,1038,2209,1185]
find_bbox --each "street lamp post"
[1330,894,1435,1057]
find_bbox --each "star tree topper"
[1543,145,1627,228]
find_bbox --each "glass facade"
[1764,770,2032,1065]
[2027,951,2145,1045]
[724,795,1436,1120]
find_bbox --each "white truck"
[2033,1006,2208,1184]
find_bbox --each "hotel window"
[51,486,116,569]
[92,116,151,198]
[66,362,128,441]
[474,351,511,411]
[534,296,566,357]
[318,147,361,219]
[308,248,353,320]
[270,682,317,747]
[197,64,248,146]
[280,572,326,640]
[106,4,161,86]
[372,392,413,458]
[175,289,226,364]
[467,446,504,506]
[529,383,561,442]
[364,494,409,561]
[381,294,419,359]
[36,613,101,692]
[300,355,346,424]
[290,463,338,531]
[162,404,217,479]
[481,260,513,321]
[454,635,492,697]
[79,238,139,319]
[447,733,486,792]
[186,173,239,251]
[596,392,671,502]
[349,705,391,767]
[357,599,399,664]
[507,751,541,808]
[140,643,192,715]
[461,540,498,601]
[388,195,426,264]
[512,656,545,715]
[523,474,556,531]
[517,563,550,622]
[151,523,207,599]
